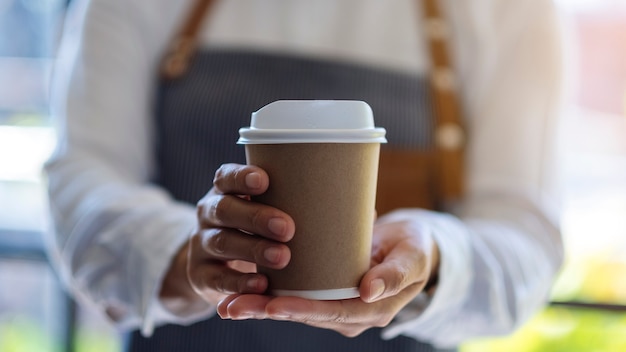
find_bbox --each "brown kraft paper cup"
[246,143,380,299]
[238,100,386,300]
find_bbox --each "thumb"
[359,238,435,303]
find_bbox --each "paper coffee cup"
[238,100,386,300]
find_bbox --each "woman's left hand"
[216,215,440,337]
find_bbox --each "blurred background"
[0,0,625,351]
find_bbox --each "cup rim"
[237,127,387,144]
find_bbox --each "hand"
[159,164,296,315]
[216,214,440,337]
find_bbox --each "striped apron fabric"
[128,49,454,351]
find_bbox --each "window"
[0,1,120,351]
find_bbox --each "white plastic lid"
[238,100,387,144]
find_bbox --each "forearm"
[380,200,562,346]
[45,150,209,335]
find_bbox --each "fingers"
[186,163,297,304]
[186,222,293,303]
[216,294,272,319]
[186,233,268,304]
[360,238,433,303]
[266,297,357,324]
[187,260,268,299]
[213,163,269,195]
[198,195,295,241]
[359,223,438,302]
[198,164,295,242]
[261,291,420,336]
[218,291,423,338]
[200,228,291,269]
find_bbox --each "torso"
[130,48,444,351]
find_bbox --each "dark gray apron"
[128,49,453,352]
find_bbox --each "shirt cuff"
[129,202,206,336]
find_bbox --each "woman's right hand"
[159,163,295,315]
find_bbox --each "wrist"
[159,240,212,316]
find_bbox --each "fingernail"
[245,172,262,189]
[369,278,386,302]
[264,247,282,264]
[268,218,287,236]
[247,277,263,290]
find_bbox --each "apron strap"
[421,0,465,204]
[159,0,465,204]
[160,0,218,79]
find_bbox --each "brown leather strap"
[421,0,466,203]
[160,0,218,79]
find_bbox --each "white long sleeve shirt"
[45,0,565,347]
